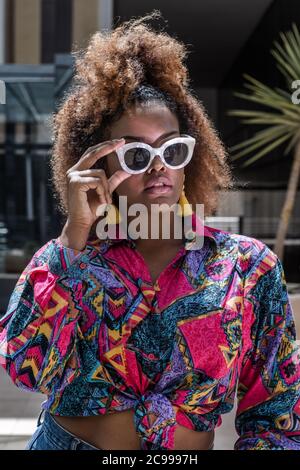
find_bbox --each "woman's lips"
[144,185,172,195]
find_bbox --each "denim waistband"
[38,409,215,451]
[38,409,100,450]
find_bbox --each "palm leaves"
[228,23,300,261]
[228,23,300,166]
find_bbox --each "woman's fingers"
[65,138,132,229]
[108,170,133,195]
[68,174,106,201]
[70,139,125,172]
[72,169,111,202]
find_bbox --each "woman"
[1,11,300,451]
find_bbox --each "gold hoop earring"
[177,186,193,216]
[106,202,122,224]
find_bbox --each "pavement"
[0,367,44,449]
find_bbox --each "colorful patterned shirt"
[0,209,300,450]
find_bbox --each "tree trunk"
[274,141,300,261]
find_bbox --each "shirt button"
[185,229,196,240]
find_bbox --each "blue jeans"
[25,409,101,450]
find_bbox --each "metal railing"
[205,216,300,243]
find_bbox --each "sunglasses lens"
[124,148,151,171]
[163,142,189,167]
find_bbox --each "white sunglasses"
[114,134,196,174]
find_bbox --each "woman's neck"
[128,210,185,252]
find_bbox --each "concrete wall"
[14,0,40,64]
[72,0,99,52]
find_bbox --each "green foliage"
[228,23,300,167]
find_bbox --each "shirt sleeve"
[234,252,300,450]
[0,238,91,395]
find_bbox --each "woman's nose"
[147,155,166,173]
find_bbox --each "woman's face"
[105,103,185,212]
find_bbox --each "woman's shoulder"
[24,237,104,280]
[205,225,279,277]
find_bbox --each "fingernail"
[113,138,124,143]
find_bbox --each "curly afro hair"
[50,9,235,223]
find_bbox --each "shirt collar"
[89,201,218,254]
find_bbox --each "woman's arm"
[0,238,90,395]
[234,253,300,450]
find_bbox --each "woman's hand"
[59,138,131,250]
[66,138,131,228]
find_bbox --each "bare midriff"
[54,409,215,450]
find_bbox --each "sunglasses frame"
[114,134,196,174]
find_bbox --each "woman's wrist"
[59,219,91,251]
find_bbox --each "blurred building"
[0,0,299,281]
[0,0,113,247]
